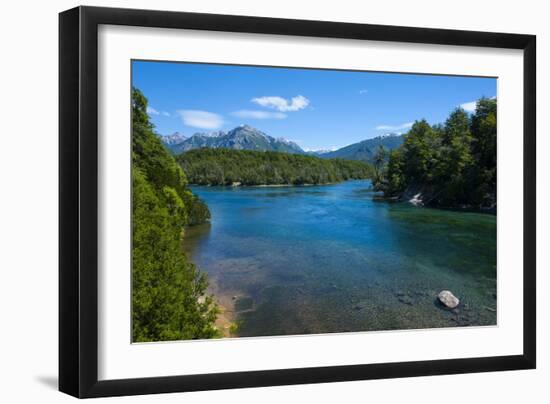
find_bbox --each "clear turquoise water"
[184,180,497,337]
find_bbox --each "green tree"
[469,97,497,205]
[401,120,439,183]
[177,148,373,186]
[132,87,218,342]
[438,108,473,203]
[372,145,388,188]
[375,98,497,210]
[384,148,406,195]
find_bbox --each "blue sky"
[132,60,496,151]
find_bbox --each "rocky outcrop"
[396,182,496,214]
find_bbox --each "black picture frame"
[59,5,536,398]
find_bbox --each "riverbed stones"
[234,296,254,312]
[352,300,369,311]
[438,290,460,309]
[398,295,413,305]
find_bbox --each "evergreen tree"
[439,108,474,203]
[372,145,388,188]
[469,97,497,205]
[177,148,373,186]
[375,98,497,210]
[132,87,218,342]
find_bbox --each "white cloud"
[178,110,224,129]
[231,110,287,120]
[359,89,368,95]
[251,95,310,112]
[460,96,496,113]
[146,106,159,115]
[375,122,414,131]
[460,101,477,113]
[147,106,171,117]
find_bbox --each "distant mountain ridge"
[319,133,405,161]
[159,125,405,162]
[160,125,304,155]
[160,132,187,146]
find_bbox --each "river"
[183,180,497,337]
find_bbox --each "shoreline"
[373,195,497,215]
[189,181,348,188]
[214,297,236,338]
[205,278,239,338]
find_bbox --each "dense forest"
[132,88,219,342]
[177,148,373,186]
[373,97,497,211]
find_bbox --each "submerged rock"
[398,296,413,305]
[409,193,424,207]
[352,301,369,311]
[438,290,460,309]
[234,296,254,312]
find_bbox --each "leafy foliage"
[372,145,389,186]
[376,97,497,209]
[177,148,373,186]
[132,88,218,342]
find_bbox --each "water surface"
[184,180,496,337]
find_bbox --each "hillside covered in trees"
[374,97,497,211]
[132,88,219,342]
[319,133,405,161]
[177,148,373,186]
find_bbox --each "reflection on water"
[183,180,496,337]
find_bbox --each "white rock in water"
[409,193,424,206]
[438,290,460,308]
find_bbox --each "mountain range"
[160,132,187,146]
[159,125,405,162]
[319,133,405,161]
[161,125,303,155]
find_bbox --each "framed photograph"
[59,6,536,398]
